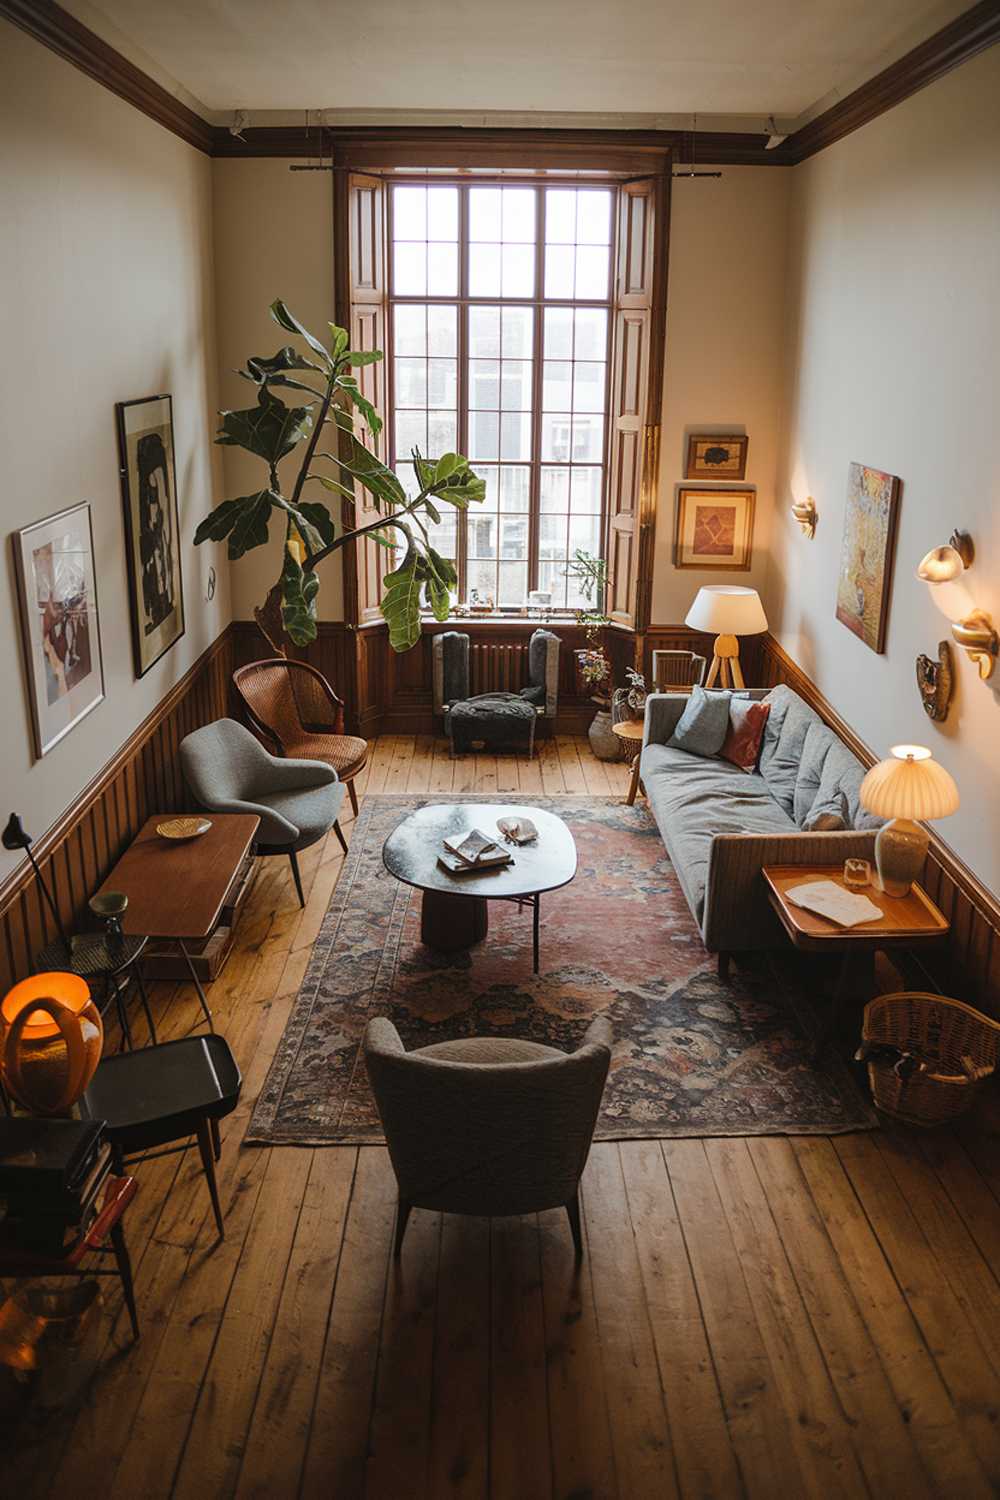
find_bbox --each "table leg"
[420,889,488,952]
[177,940,214,1031]
[533,895,540,974]
[110,974,134,1052]
[812,948,875,1062]
[626,752,642,807]
[131,961,158,1046]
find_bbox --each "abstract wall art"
[835,461,901,654]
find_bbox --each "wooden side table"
[612,719,645,806]
[762,864,949,1057]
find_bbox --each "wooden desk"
[612,718,645,806]
[96,814,259,1029]
[762,864,949,1056]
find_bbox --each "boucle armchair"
[180,718,346,907]
[364,1016,612,1257]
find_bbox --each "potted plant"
[565,552,620,760]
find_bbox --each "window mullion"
[457,183,470,603]
[527,186,546,597]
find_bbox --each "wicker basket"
[861,991,1000,1127]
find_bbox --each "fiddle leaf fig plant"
[194,299,485,652]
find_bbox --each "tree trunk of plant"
[253,581,290,658]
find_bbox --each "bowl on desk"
[156,817,212,841]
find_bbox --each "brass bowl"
[156,817,212,841]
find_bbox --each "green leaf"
[341,382,383,438]
[434,452,460,482]
[367,530,398,548]
[308,473,354,500]
[279,548,320,646]
[193,490,275,559]
[335,433,407,507]
[270,300,334,366]
[216,388,312,465]
[381,537,423,651]
[327,323,350,358]
[347,349,383,367]
[427,546,458,590]
[412,449,436,491]
[297,500,337,547]
[245,346,323,381]
[422,499,441,526]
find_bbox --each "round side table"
[612,718,645,806]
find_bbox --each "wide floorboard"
[4,734,1000,1499]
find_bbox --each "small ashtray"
[157,817,212,841]
[497,816,537,844]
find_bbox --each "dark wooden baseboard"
[758,633,1000,1018]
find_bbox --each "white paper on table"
[785,879,884,928]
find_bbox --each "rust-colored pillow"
[719,699,770,772]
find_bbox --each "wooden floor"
[5,734,1000,1500]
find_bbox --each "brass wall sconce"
[916,640,954,721]
[791,497,817,538]
[916,529,998,682]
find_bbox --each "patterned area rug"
[246,795,876,1143]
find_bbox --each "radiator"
[470,641,529,695]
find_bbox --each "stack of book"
[438,827,514,876]
[0,1118,111,1253]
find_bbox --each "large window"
[388,182,615,611]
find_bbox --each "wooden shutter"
[338,170,389,627]
[605,176,667,633]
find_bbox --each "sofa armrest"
[642,693,688,748]
[702,828,878,954]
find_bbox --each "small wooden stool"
[612,719,645,806]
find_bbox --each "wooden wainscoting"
[0,630,235,995]
[758,634,1000,1019]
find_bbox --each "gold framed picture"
[685,433,749,480]
[835,461,901,654]
[674,488,755,571]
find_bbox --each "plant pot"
[588,708,620,761]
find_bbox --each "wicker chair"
[364,1015,612,1257]
[233,659,369,817]
[651,649,707,690]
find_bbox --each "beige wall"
[651,166,790,623]
[769,44,1000,890]
[0,24,230,886]
[211,158,342,622]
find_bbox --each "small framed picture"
[674,487,755,571]
[12,502,106,758]
[116,393,185,677]
[685,433,749,480]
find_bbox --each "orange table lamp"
[0,972,103,1116]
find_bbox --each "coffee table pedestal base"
[421,889,488,952]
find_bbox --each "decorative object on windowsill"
[791,496,818,538]
[685,585,768,690]
[468,589,494,614]
[858,992,1000,1126]
[859,744,959,898]
[917,529,998,682]
[915,640,954,721]
[1,972,104,1116]
[116,393,185,677]
[192,300,486,657]
[526,589,552,619]
[564,551,618,756]
[685,433,748,481]
[674,486,755,571]
[612,668,647,725]
[835,462,901,654]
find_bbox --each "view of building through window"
[389,182,614,609]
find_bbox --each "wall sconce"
[791,497,817,538]
[916,530,998,681]
[915,640,954,721]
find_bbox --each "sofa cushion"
[793,720,836,824]
[719,698,770,772]
[668,685,732,756]
[803,788,849,831]
[758,685,824,818]
[807,738,883,831]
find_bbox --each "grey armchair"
[364,1015,612,1257]
[179,718,346,907]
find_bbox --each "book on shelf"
[442,829,511,868]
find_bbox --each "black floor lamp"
[2,813,71,959]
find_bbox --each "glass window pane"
[426,513,457,565]
[470,187,502,242]
[571,414,603,463]
[399,461,421,501]
[427,241,458,295]
[394,242,426,296]
[542,413,573,463]
[395,411,426,457]
[569,513,601,556]
[469,305,501,358]
[469,410,499,462]
[502,188,536,243]
[540,466,570,512]
[573,362,606,414]
[577,190,612,245]
[498,560,527,606]
[544,243,575,299]
[394,304,426,356]
[542,360,572,411]
[499,466,530,512]
[499,516,528,559]
[570,467,603,512]
[575,244,609,299]
[501,306,533,358]
[500,412,531,461]
[468,360,500,410]
[468,513,497,559]
[544,306,573,359]
[468,558,497,602]
[427,357,457,407]
[538,558,568,608]
[394,357,427,408]
[539,513,567,559]
[501,243,534,298]
[545,189,575,244]
[427,304,457,356]
[427,186,458,240]
[574,307,607,360]
[428,410,456,455]
[393,186,426,240]
[566,571,589,610]
[479,466,500,508]
[469,242,501,297]
[500,360,532,411]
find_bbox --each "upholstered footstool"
[448,692,537,757]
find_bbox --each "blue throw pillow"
[668,685,733,756]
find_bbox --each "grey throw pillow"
[668,685,733,756]
[802,789,849,831]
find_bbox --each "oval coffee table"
[382,803,577,973]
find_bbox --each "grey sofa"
[640,683,881,962]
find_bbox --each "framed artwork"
[835,461,901,654]
[116,393,185,676]
[685,433,749,480]
[12,502,105,758]
[674,487,755,570]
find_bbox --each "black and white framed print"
[12,502,106,758]
[116,393,185,676]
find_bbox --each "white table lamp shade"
[860,745,959,821]
[685,586,768,637]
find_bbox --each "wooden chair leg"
[347,778,359,817]
[209,1116,222,1161]
[394,1200,412,1258]
[196,1118,225,1241]
[288,849,305,907]
[110,1220,140,1339]
[565,1192,583,1260]
[334,820,349,857]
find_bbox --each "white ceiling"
[62,0,974,130]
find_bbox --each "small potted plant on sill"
[565,551,620,761]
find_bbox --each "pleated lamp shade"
[859,745,959,821]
